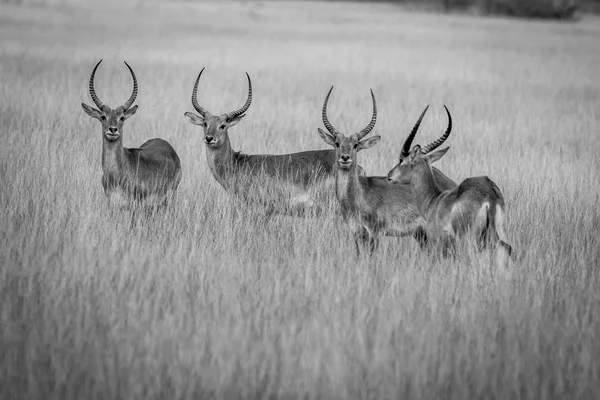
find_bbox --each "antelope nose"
[340,155,350,162]
[205,135,214,143]
[108,127,118,134]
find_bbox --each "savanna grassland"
[1,1,600,399]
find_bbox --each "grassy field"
[1,0,600,398]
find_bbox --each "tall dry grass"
[1,1,599,399]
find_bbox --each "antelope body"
[317,87,456,254]
[387,106,513,268]
[184,69,364,216]
[81,60,181,207]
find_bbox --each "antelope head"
[81,60,139,142]
[184,68,252,149]
[387,105,452,184]
[317,86,380,170]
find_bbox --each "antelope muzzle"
[105,126,120,141]
[204,135,216,146]
[338,154,352,169]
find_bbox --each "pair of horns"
[321,86,377,140]
[88,60,137,110]
[402,105,452,156]
[191,68,252,120]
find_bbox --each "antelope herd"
[81,60,514,269]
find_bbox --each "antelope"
[81,60,181,208]
[316,87,456,254]
[386,105,513,268]
[183,68,365,216]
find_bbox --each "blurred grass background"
[1,0,599,399]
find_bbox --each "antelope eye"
[100,115,107,120]
[353,143,358,149]
[119,117,125,122]
[219,124,226,130]
[335,142,340,148]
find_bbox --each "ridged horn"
[422,105,452,154]
[122,61,138,110]
[321,85,337,135]
[357,89,377,140]
[401,105,429,157]
[225,72,252,120]
[191,67,208,117]
[88,59,104,109]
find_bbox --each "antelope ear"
[426,146,450,164]
[123,105,138,120]
[358,135,381,150]
[184,112,206,126]
[81,103,102,119]
[227,114,245,128]
[317,128,335,146]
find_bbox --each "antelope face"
[387,105,453,184]
[81,59,139,142]
[317,86,379,170]
[387,145,450,184]
[387,146,421,184]
[318,130,381,170]
[82,104,138,141]
[184,112,244,149]
[185,68,252,150]
[334,134,359,169]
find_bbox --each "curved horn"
[357,89,377,140]
[225,72,252,120]
[401,105,429,157]
[422,105,452,154]
[122,61,138,110]
[88,59,104,109]
[321,85,337,135]
[191,67,208,117]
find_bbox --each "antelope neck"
[102,136,126,178]
[336,162,364,206]
[411,162,443,218]
[204,135,236,187]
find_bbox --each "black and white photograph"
[1,0,598,398]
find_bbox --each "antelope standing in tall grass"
[81,60,181,208]
[316,87,456,254]
[387,106,513,268]
[184,68,365,215]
